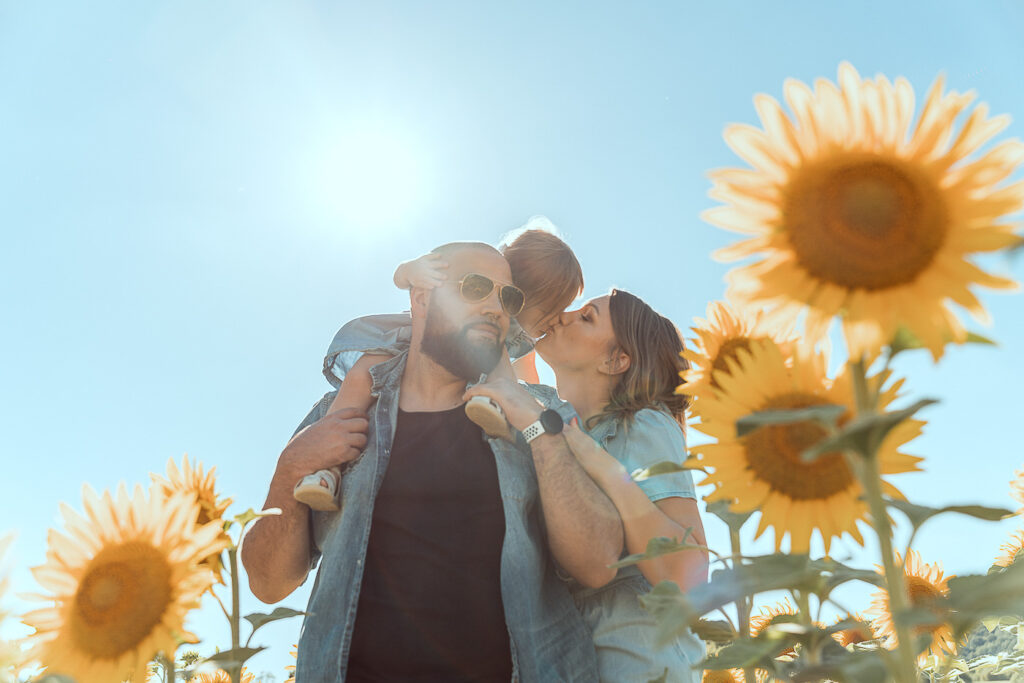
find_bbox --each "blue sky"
[1,1,1023,678]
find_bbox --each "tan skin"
[242,248,623,602]
[469,295,708,592]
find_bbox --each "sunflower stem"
[729,527,756,683]
[229,544,241,683]
[852,357,917,683]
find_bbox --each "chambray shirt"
[572,409,704,683]
[291,353,599,683]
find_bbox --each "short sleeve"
[610,409,696,502]
[322,313,413,388]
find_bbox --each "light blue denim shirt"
[291,353,598,682]
[322,313,535,388]
[571,408,705,683]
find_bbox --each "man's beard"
[421,301,504,381]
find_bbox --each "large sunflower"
[869,551,957,660]
[22,485,227,683]
[705,62,1023,360]
[679,300,795,401]
[685,339,923,553]
[151,456,233,584]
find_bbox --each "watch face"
[540,409,564,434]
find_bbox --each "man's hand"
[463,378,542,432]
[280,407,369,481]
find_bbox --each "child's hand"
[394,253,448,290]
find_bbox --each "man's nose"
[479,287,505,317]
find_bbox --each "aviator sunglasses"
[449,273,526,317]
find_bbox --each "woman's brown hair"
[592,289,690,428]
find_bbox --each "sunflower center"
[743,392,853,500]
[71,541,173,658]
[711,337,754,387]
[784,157,948,290]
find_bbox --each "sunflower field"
[2,62,1024,683]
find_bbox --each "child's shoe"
[465,395,515,441]
[293,466,342,511]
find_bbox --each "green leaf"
[885,498,1012,532]
[736,403,846,437]
[802,398,937,461]
[243,606,306,635]
[792,646,890,683]
[692,618,738,643]
[631,459,700,481]
[201,646,266,670]
[234,507,282,527]
[947,562,1024,640]
[703,634,792,669]
[638,581,694,646]
[966,331,997,346]
[610,534,699,569]
[704,499,754,533]
[888,326,999,358]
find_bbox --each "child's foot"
[293,467,341,511]
[465,395,515,441]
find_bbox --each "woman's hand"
[463,378,543,431]
[393,253,449,290]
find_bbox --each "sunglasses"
[451,273,526,317]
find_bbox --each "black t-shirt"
[346,405,513,682]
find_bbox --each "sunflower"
[22,484,227,683]
[193,668,255,683]
[702,669,743,683]
[286,642,297,678]
[705,62,1023,361]
[832,614,874,648]
[868,550,957,660]
[151,456,233,584]
[685,339,923,553]
[679,300,795,400]
[994,529,1024,568]
[1010,466,1024,514]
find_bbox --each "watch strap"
[522,420,545,443]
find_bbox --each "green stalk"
[229,545,241,683]
[730,527,756,683]
[796,590,818,667]
[852,358,917,683]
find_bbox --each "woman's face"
[516,304,560,340]
[535,295,617,372]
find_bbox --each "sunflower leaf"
[638,581,697,646]
[791,646,890,683]
[609,533,701,569]
[692,618,738,643]
[244,606,306,634]
[801,398,937,461]
[201,646,266,669]
[885,498,1013,532]
[631,459,700,481]
[233,507,282,528]
[702,633,794,669]
[947,562,1024,640]
[735,404,846,437]
[704,499,754,532]
[888,327,998,357]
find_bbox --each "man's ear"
[409,286,431,318]
[598,349,631,377]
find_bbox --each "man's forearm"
[531,433,624,588]
[241,466,314,604]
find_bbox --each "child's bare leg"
[294,354,390,510]
[512,350,539,384]
[465,349,515,441]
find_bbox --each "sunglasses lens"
[460,273,494,302]
[500,286,525,317]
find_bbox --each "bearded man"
[242,242,623,682]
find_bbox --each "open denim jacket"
[292,351,599,682]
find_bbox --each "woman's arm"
[563,421,708,590]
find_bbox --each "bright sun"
[306,123,427,238]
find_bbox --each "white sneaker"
[293,467,342,511]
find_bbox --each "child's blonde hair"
[499,216,584,319]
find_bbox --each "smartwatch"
[522,409,565,443]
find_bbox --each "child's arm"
[393,253,449,290]
[327,353,392,416]
[512,350,540,384]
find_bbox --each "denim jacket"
[292,352,599,682]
